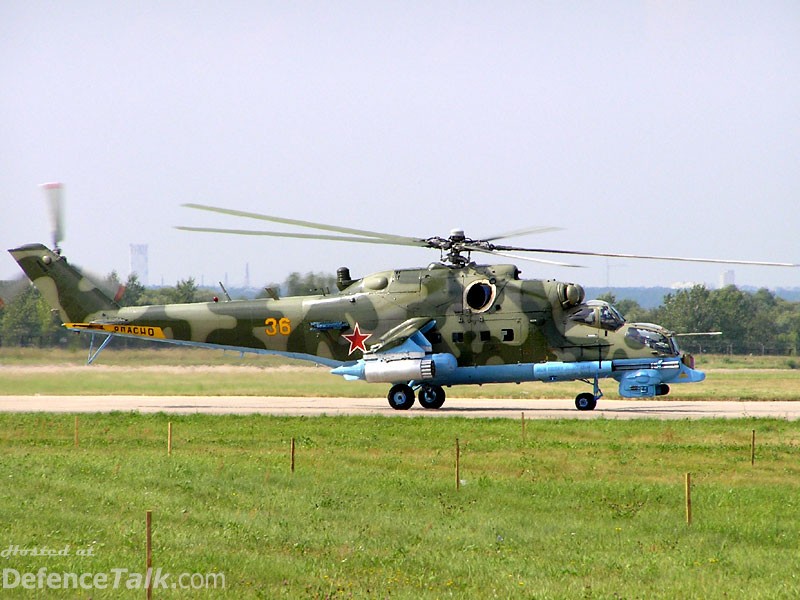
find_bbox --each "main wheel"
[418,384,446,409]
[575,392,597,411]
[388,384,415,410]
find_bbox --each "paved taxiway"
[0,396,798,419]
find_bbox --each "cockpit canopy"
[567,301,679,356]
[568,300,626,331]
[625,324,679,355]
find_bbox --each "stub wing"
[331,318,444,382]
[366,317,436,355]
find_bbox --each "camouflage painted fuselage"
[10,243,683,367]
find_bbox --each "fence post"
[685,473,692,526]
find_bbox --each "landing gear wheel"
[388,384,415,410]
[417,384,446,409]
[575,392,597,411]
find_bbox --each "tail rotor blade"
[41,182,65,250]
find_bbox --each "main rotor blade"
[465,246,584,268]
[175,226,424,246]
[488,245,799,268]
[183,203,420,245]
[483,225,564,242]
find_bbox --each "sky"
[2,1,799,292]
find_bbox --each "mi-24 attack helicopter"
[9,192,798,411]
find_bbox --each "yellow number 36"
[264,317,291,336]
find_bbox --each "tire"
[575,392,597,411]
[388,384,415,410]
[417,384,446,409]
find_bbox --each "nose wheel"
[575,375,602,411]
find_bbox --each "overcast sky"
[2,1,798,292]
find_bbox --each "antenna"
[218,281,232,302]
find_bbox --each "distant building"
[130,244,149,286]
[719,270,735,288]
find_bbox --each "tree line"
[1,270,799,355]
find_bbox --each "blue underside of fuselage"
[330,354,706,398]
[422,357,705,388]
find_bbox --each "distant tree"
[710,286,751,353]
[752,288,778,312]
[617,299,652,323]
[284,271,337,296]
[776,307,800,356]
[0,285,59,346]
[652,286,718,352]
[1,285,41,346]
[139,287,176,306]
[596,292,616,305]
[88,270,130,304]
[652,285,791,354]
[172,278,198,303]
[596,292,651,323]
[256,281,283,300]
[118,273,146,306]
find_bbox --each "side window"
[569,307,596,326]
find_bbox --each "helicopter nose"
[677,354,705,383]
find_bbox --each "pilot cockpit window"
[568,300,625,331]
[626,326,676,355]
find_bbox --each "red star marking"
[342,322,372,355]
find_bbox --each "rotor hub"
[448,228,466,243]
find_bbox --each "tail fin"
[8,244,119,323]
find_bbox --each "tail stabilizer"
[8,244,119,323]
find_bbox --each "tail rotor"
[41,182,65,254]
[37,182,125,302]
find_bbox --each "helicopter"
[9,190,798,411]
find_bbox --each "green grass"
[1,413,799,598]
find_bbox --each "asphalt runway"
[0,395,798,420]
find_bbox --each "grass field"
[1,348,799,598]
[1,413,799,598]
